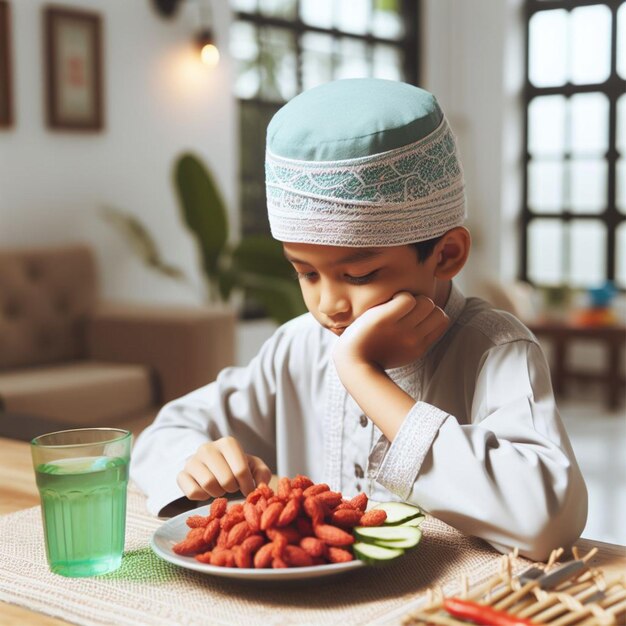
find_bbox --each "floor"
[558,396,626,546]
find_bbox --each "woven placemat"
[0,485,530,626]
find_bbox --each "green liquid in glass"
[35,456,129,577]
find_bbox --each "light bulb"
[200,43,220,67]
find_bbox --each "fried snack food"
[172,475,388,568]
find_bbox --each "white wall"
[0,0,531,359]
[421,0,525,297]
[0,0,237,306]
[0,0,538,305]
[1,0,526,307]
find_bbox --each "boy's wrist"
[333,353,380,385]
[333,356,414,442]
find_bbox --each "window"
[229,0,420,238]
[522,0,626,289]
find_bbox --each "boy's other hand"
[176,436,272,501]
[333,291,449,371]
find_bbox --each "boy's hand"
[176,436,272,501]
[333,292,449,371]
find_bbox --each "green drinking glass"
[30,428,132,577]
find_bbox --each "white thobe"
[130,284,588,560]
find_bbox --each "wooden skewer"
[548,547,565,567]
[463,554,521,603]
[403,611,470,626]
[545,588,626,626]
[518,576,608,620]
[406,549,623,626]
[494,548,598,612]
[494,579,541,611]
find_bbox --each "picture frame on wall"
[44,6,103,131]
[0,0,13,128]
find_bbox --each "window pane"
[568,159,607,214]
[570,5,612,85]
[258,0,297,19]
[528,160,564,213]
[371,0,404,39]
[372,44,403,81]
[618,94,626,156]
[528,95,566,157]
[301,32,334,91]
[617,2,626,80]
[230,22,260,99]
[300,0,334,29]
[529,10,567,87]
[336,0,369,34]
[335,38,370,80]
[617,158,626,215]
[258,27,297,101]
[231,0,257,12]
[568,220,606,287]
[528,219,564,285]
[569,93,609,156]
[617,223,626,288]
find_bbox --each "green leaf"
[231,235,307,323]
[237,272,306,324]
[232,235,294,281]
[374,0,398,12]
[100,206,187,282]
[174,153,228,282]
[217,266,237,301]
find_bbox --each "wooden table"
[1,437,624,626]
[528,321,626,410]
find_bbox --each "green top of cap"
[266,78,443,162]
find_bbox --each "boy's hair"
[412,236,443,263]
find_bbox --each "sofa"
[0,244,235,438]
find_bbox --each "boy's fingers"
[390,291,418,319]
[356,292,414,328]
[177,470,213,501]
[420,310,450,346]
[218,437,256,495]
[416,306,448,333]
[183,457,224,498]
[197,444,240,494]
[402,296,437,325]
[247,454,272,486]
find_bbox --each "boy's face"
[283,242,439,336]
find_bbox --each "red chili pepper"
[443,598,537,626]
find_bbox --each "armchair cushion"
[0,361,154,425]
[0,244,236,437]
[86,303,235,403]
[0,245,97,370]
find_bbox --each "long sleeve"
[130,330,283,516]
[370,340,588,561]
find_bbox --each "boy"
[131,79,587,560]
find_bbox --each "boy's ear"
[433,227,471,280]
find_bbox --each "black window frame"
[521,0,626,289]
[232,0,422,239]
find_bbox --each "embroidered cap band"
[265,79,466,247]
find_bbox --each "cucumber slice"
[354,525,422,549]
[353,541,404,563]
[368,528,422,549]
[401,515,425,528]
[371,502,422,525]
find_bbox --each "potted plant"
[103,152,306,326]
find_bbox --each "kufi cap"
[265,78,466,246]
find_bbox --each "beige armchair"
[0,244,234,438]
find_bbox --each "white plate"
[151,504,366,581]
